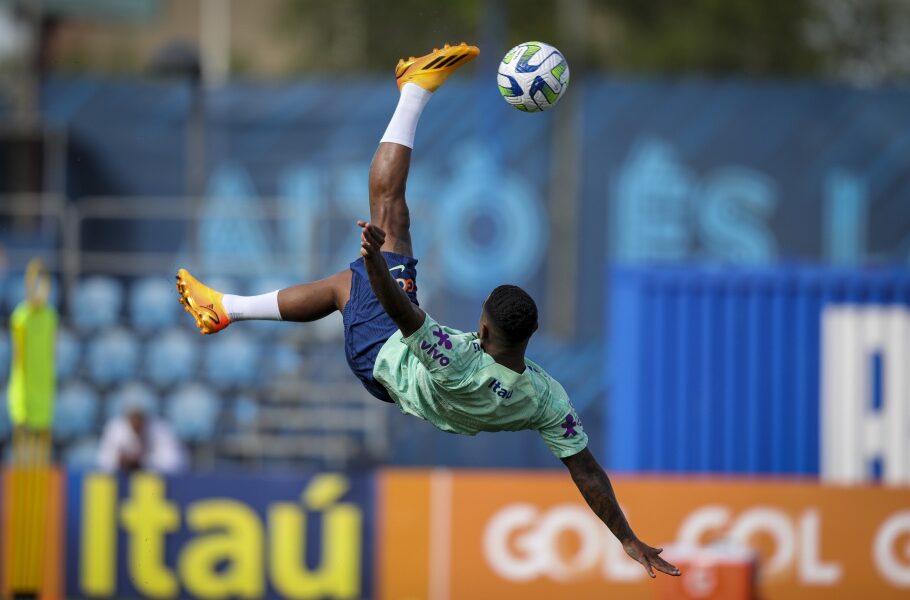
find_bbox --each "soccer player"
[177,43,680,579]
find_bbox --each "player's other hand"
[622,538,681,578]
[357,220,386,260]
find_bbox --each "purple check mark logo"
[433,327,453,349]
[561,414,579,438]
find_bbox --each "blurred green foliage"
[11,0,907,82]
[275,0,822,76]
[604,0,819,75]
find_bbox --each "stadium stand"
[106,381,159,420]
[0,334,8,381]
[53,382,99,440]
[203,330,261,389]
[130,276,181,332]
[0,267,604,471]
[0,388,8,442]
[166,382,220,442]
[3,274,60,314]
[63,438,100,470]
[146,328,199,387]
[55,328,81,380]
[70,276,123,331]
[87,327,140,386]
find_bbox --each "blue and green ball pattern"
[497,41,570,112]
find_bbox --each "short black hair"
[484,284,538,344]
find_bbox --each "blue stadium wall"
[607,266,910,475]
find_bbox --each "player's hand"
[357,220,386,260]
[622,538,680,578]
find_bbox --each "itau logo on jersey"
[487,379,513,399]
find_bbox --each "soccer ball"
[497,41,570,112]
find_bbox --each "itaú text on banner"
[378,471,910,600]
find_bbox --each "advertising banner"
[378,470,910,600]
[64,470,374,600]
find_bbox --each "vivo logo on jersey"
[420,341,451,367]
[487,379,513,399]
[821,305,910,485]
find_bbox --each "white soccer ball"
[497,41,570,112]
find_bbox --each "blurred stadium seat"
[54,382,99,439]
[146,328,199,387]
[262,342,301,380]
[70,276,123,331]
[203,331,261,389]
[0,334,8,380]
[63,438,100,470]
[0,389,9,441]
[201,276,243,297]
[231,394,259,430]
[249,275,296,297]
[105,381,159,420]
[131,277,181,332]
[166,383,219,442]
[55,327,81,380]
[87,327,140,386]
[311,309,343,343]
[3,273,60,312]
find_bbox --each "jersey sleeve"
[535,381,589,459]
[400,313,482,385]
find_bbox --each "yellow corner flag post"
[6,259,57,600]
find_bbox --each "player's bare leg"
[275,271,351,320]
[176,43,477,333]
[370,42,479,256]
[369,143,413,256]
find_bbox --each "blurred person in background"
[97,395,186,474]
[6,258,56,600]
[7,257,56,452]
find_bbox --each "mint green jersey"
[373,314,587,459]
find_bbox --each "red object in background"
[656,545,756,600]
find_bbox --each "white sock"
[380,82,433,148]
[222,291,282,321]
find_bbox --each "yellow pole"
[8,428,53,597]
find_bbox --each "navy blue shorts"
[343,251,419,402]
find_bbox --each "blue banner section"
[41,78,910,337]
[607,266,910,475]
[65,470,374,600]
[579,80,910,326]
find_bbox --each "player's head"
[479,284,539,348]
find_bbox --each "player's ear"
[478,316,490,342]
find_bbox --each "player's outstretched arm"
[561,447,681,578]
[357,220,426,337]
